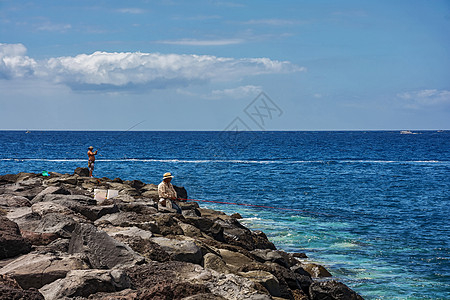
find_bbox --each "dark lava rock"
[114,235,171,262]
[174,185,188,200]
[0,274,44,300]
[73,167,89,177]
[0,216,31,259]
[68,223,143,269]
[309,280,364,300]
[126,262,211,300]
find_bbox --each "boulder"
[117,201,158,215]
[31,201,73,216]
[0,274,44,300]
[309,280,364,300]
[218,249,253,272]
[174,185,188,200]
[151,237,203,265]
[74,167,89,177]
[39,268,131,300]
[31,213,77,238]
[126,261,271,300]
[179,222,203,238]
[104,226,153,240]
[0,253,90,289]
[251,249,292,268]
[0,216,31,259]
[114,235,171,262]
[0,195,31,208]
[68,223,144,269]
[20,230,59,246]
[184,216,225,242]
[302,262,332,278]
[30,186,71,203]
[239,270,281,297]
[152,213,184,236]
[203,253,232,274]
[71,204,119,221]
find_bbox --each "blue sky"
[1,0,449,130]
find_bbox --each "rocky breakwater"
[0,168,364,300]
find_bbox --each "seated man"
[158,172,181,213]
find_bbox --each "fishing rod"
[96,120,146,152]
[179,198,337,217]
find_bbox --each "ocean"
[1,130,449,299]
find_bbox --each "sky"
[0,0,449,130]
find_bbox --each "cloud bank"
[397,89,450,109]
[0,43,304,92]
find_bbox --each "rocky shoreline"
[0,168,364,300]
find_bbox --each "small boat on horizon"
[25,130,31,134]
[400,130,420,135]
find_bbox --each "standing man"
[158,172,181,213]
[87,146,98,178]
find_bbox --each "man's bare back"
[88,149,97,161]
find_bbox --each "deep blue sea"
[1,130,449,299]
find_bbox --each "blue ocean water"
[1,130,449,299]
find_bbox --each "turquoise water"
[1,131,449,299]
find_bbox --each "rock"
[42,193,95,204]
[112,177,123,183]
[0,195,31,208]
[251,249,291,268]
[215,218,276,251]
[152,213,184,236]
[0,252,90,289]
[239,270,281,297]
[179,222,203,238]
[34,238,70,253]
[117,201,158,215]
[128,180,145,190]
[218,249,253,272]
[68,223,144,269]
[174,185,188,200]
[74,167,89,177]
[0,216,31,259]
[0,274,44,300]
[151,237,203,264]
[94,211,160,233]
[230,212,242,219]
[39,268,131,300]
[302,262,333,278]
[114,235,171,262]
[31,201,73,216]
[184,216,225,242]
[182,293,227,300]
[126,261,271,300]
[71,204,119,221]
[104,226,153,239]
[44,175,78,186]
[30,186,71,203]
[141,189,159,199]
[0,174,19,184]
[6,207,41,230]
[20,230,59,246]
[203,253,232,274]
[31,213,77,238]
[309,280,364,300]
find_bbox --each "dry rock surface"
[0,170,364,299]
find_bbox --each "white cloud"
[0,43,304,92]
[156,38,244,46]
[397,89,450,109]
[35,22,72,32]
[116,8,146,14]
[0,43,37,79]
[243,19,300,26]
